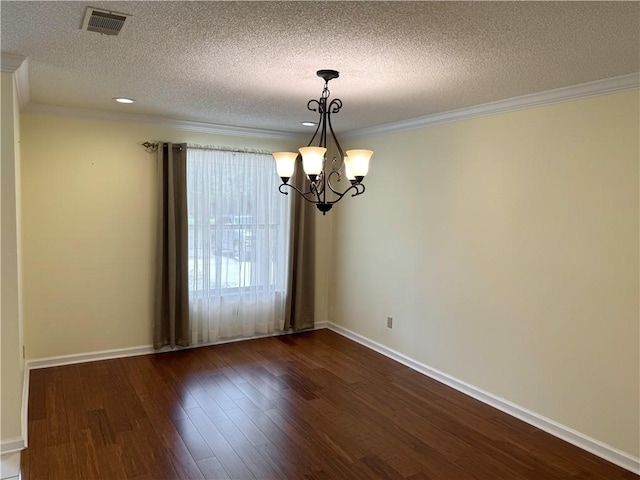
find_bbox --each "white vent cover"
[81,7,130,36]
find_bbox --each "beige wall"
[20,114,331,359]
[20,89,638,458]
[331,90,639,457]
[1,72,25,445]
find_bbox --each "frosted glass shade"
[299,146,326,176]
[272,151,297,179]
[345,149,373,178]
[344,157,355,181]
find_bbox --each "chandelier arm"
[326,169,345,196]
[278,183,290,195]
[341,183,365,200]
[330,155,342,171]
[307,99,321,112]
[322,171,362,201]
[322,183,364,206]
[306,100,323,146]
[306,120,322,147]
[351,183,366,197]
[328,98,343,114]
[310,180,320,198]
[278,178,319,198]
[279,183,322,203]
[320,97,328,148]
[314,170,326,195]
[326,103,345,160]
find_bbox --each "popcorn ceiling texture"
[1,1,638,133]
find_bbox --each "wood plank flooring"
[21,329,637,479]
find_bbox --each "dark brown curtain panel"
[154,142,190,349]
[284,165,316,331]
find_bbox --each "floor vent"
[81,7,130,36]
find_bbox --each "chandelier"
[273,70,373,214]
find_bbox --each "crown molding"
[1,53,31,110]
[343,73,640,139]
[16,69,639,142]
[22,103,302,141]
[0,53,25,72]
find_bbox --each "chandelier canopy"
[273,70,373,214]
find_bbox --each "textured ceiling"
[1,1,639,134]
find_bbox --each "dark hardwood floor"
[21,329,636,479]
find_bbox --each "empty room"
[1,2,638,479]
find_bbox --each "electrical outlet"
[387,316,393,329]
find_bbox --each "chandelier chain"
[322,82,330,99]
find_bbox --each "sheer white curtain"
[187,148,291,344]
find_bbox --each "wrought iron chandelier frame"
[277,70,368,214]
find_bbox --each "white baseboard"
[313,320,328,330]
[0,369,30,480]
[21,367,29,449]
[0,451,21,480]
[26,323,329,371]
[0,439,24,456]
[326,322,640,475]
[28,345,155,370]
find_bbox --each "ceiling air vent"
[81,7,130,36]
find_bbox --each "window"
[186,147,291,342]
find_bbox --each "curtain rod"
[142,142,272,155]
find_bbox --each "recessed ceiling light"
[113,97,135,104]
[301,122,316,127]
